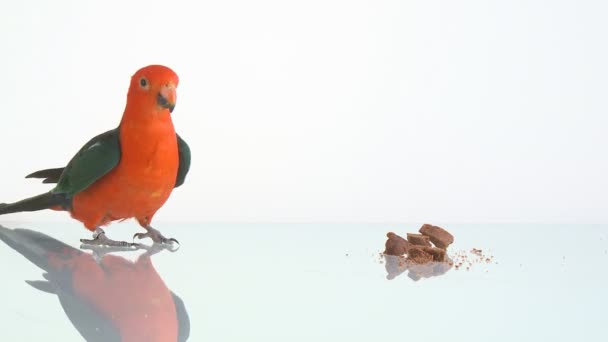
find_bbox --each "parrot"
[0,65,190,248]
[0,225,190,342]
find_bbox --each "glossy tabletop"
[0,223,606,341]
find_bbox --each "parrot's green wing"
[52,129,121,196]
[175,134,191,188]
[27,131,189,191]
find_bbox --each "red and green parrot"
[0,65,191,247]
[0,225,190,341]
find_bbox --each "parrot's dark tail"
[0,192,70,215]
[25,167,65,184]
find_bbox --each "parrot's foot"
[133,225,180,251]
[80,228,139,249]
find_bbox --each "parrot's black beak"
[157,93,176,113]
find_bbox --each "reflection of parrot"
[0,65,190,247]
[0,225,190,342]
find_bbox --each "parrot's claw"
[80,228,139,249]
[133,226,180,252]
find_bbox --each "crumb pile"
[382,224,494,280]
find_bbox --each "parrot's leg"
[133,225,180,251]
[80,228,140,248]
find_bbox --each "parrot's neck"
[118,105,178,173]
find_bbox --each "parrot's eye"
[139,77,149,89]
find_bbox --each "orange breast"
[71,115,179,230]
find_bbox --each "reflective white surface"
[1,223,606,341]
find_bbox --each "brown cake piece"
[407,246,433,264]
[406,233,432,247]
[384,232,412,256]
[420,246,447,262]
[419,224,454,249]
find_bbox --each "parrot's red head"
[127,65,179,114]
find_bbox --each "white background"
[0,0,606,224]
